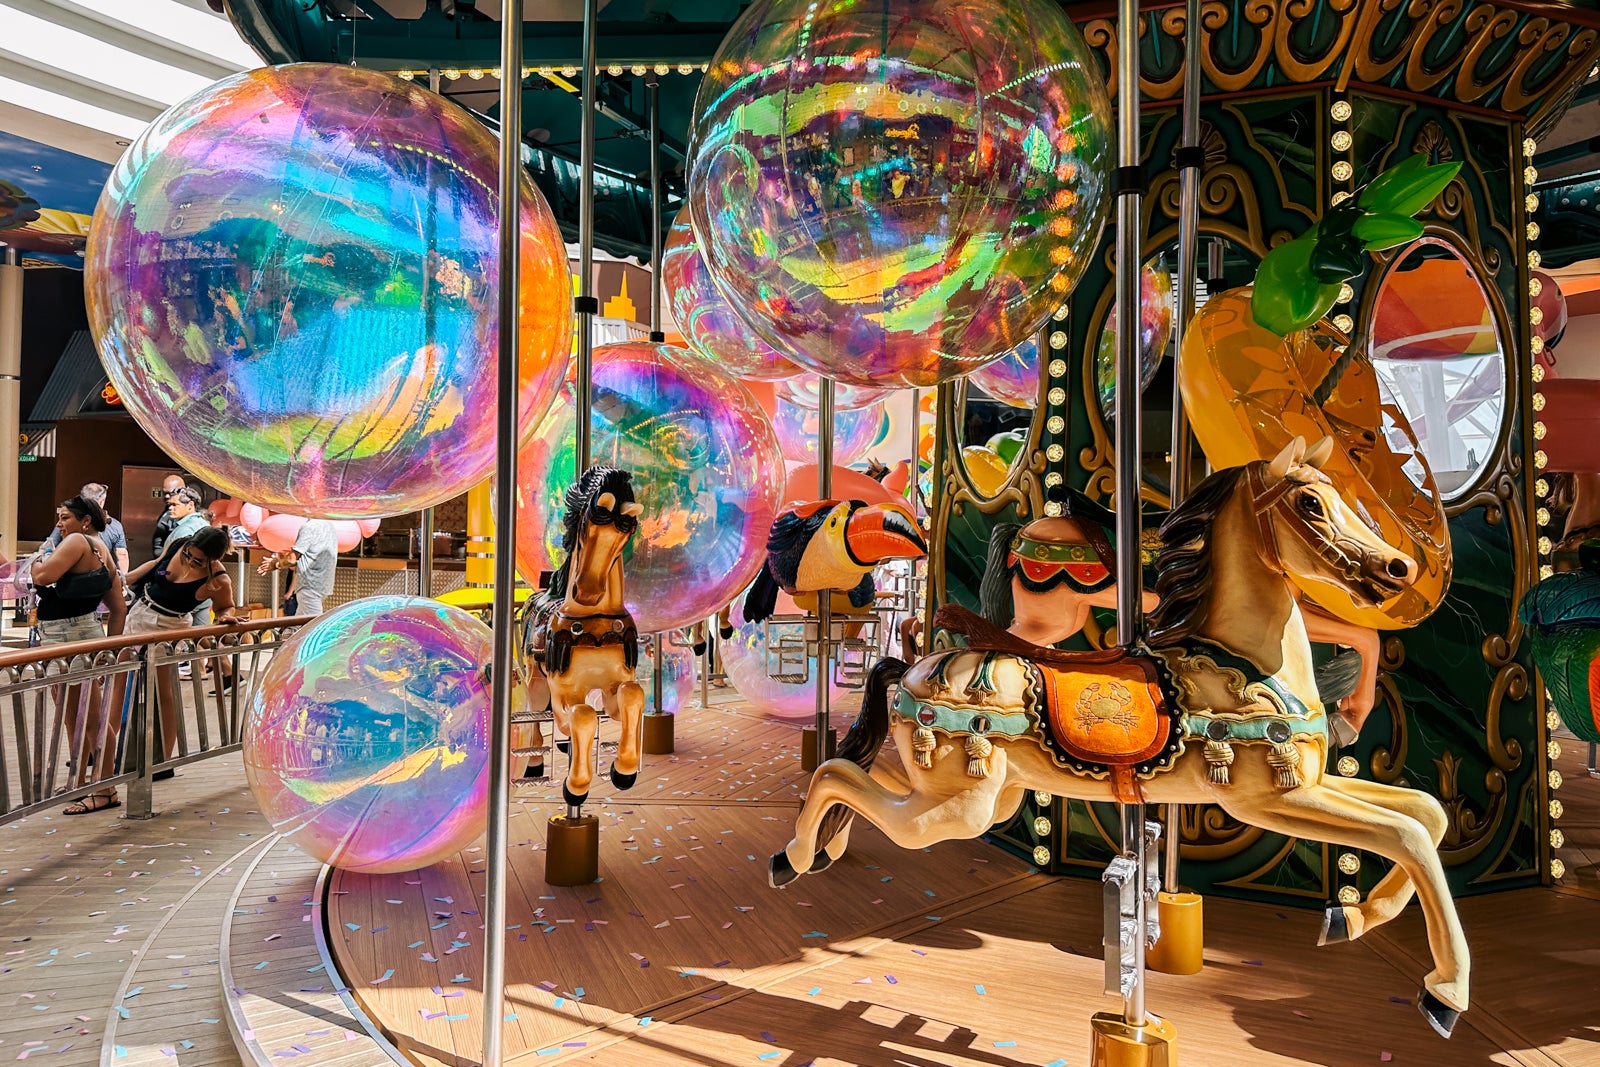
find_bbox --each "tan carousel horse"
[522,465,646,808]
[980,482,1382,741]
[771,438,1468,1037]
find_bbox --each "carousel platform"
[2,697,1597,1067]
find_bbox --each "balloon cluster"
[215,497,378,554]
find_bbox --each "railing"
[0,617,313,825]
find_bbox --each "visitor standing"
[151,474,188,559]
[42,483,128,574]
[258,519,338,615]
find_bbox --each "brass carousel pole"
[804,381,837,771]
[483,5,523,1061]
[643,73,675,756]
[1149,0,1206,979]
[1092,0,1177,1061]
[545,0,602,886]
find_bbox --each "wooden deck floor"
[329,701,1600,1067]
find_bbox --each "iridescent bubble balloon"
[773,396,885,466]
[774,373,893,412]
[520,343,785,633]
[969,337,1039,408]
[688,0,1111,388]
[86,64,572,519]
[661,207,799,381]
[635,638,697,714]
[1095,261,1174,419]
[242,596,490,874]
[721,612,846,721]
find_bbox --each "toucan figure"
[743,500,927,624]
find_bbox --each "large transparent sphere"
[688,0,1112,388]
[242,597,491,874]
[86,64,572,518]
[518,343,786,633]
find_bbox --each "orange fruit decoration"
[1178,287,1450,628]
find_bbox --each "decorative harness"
[1008,513,1118,595]
[1245,463,1372,586]
[526,483,642,676]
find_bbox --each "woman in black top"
[70,527,245,815]
[31,497,128,811]
[30,496,127,643]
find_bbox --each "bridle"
[1245,462,1370,583]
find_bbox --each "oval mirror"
[1367,240,1507,501]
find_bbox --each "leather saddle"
[935,605,1182,800]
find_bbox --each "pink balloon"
[239,503,267,534]
[257,513,303,553]
[356,518,381,538]
[333,521,362,553]
[784,464,897,506]
[212,497,241,520]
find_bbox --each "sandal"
[63,793,120,815]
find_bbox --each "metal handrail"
[0,616,314,826]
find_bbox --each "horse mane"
[1146,464,1248,647]
[539,465,634,608]
[979,521,1022,628]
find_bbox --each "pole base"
[799,727,837,773]
[1089,1011,1178,1067]
[544,814,600,886]
[642,712,675,755]
[1147,891,1204,975]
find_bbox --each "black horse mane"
[1146,464,1247,647]
[539,465,635,608]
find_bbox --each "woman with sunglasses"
[70,527,246,814]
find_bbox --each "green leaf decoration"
[1252,233,1326,336]
[1352,214,1426,250]
[1358,156,1462,217]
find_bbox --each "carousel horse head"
[1150,435,1416,644]
[548,465,643,610]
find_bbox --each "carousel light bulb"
[1550,769,1564,790]
[1538,507,1551,526]
[1048,415,1065,433]
[1539,535,1553,554]
[1548,708,1562,729]
[1551,829,1565,849]
[1337,756,1360,777]
[1035,790,1052,805]
[1533,391,1546,412]
[1053,305,1069,321]
[1534,422,1547,441]
[1537,477,1549,497]
[1338,283,1354,303]
[1331,99,1352,121]
[1526,165,1539,185]
[1528,222,1542,241]
[1527,193,1540,212]
[1337,853,1361,874]
[1331,131,1352,151]
[1050,330,1069,348]
[1332,313,1354,332]
[1530,249,1543,269]
[1338,885,1361,905]
[1541,564,1555,579]
[1549,739,1563,760]
[1332,161,1353,181]
[1331,190,1352,205]
[1534,362,1546,383]
[1049,358,1067,376]
[1524,136,1538,157]
[1034,816,1052,836]
[1550,798,1564,819]
[1552,858,1567,879]
[1033,845,1052,865]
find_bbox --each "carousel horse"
[771,437,1469,1037]
[522,465,646,807]
[981,484,1380,743]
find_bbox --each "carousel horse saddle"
[930,606,1183,799]
[529,607,640,675]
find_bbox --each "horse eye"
[1299,494,1324,517]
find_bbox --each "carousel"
[32,0,1600,1063]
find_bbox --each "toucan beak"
[843,503,927,566]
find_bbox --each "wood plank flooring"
[328,701,1600,1067]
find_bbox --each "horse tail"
[743,566,781,624]
[816,656,907,850]
[980,521,1022,628]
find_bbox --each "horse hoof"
[1318,906,1350,946]
[556,739,571,755]
[1418,990,1460,1039]
[769,851,801,888]
[692,641,708,657]
[561,783,588,810]
[809,850,834,874]
[610,767,637,791]
[720,625,735,640]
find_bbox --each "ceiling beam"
[17,0,244,82]
[0,46,166,122]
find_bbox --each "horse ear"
[1267,437,1304,481]
[1304,436,1335,469]
[596,492,616,511]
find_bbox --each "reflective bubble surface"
[688,0,1112,388]
[773,396,885,465]
[773,373,894,412]
[969,337,1039,408]
[86,64,572,518]
[519,343,785,633]
[242,597,491,874]
[661,207,799,381]
[1095,261,1174,419]
[720,612,846,720]
[636,638,697,714]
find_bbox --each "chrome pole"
[1113,0,1147,1029]
[814,379,835,768]
[1165,0,1202,898]
[483,8,524,1063]
[647,73,664,344]
[418,507,435,598]
[568,0,599,823]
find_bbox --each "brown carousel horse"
[771,438,1468,1037]
[522,465,646,807]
